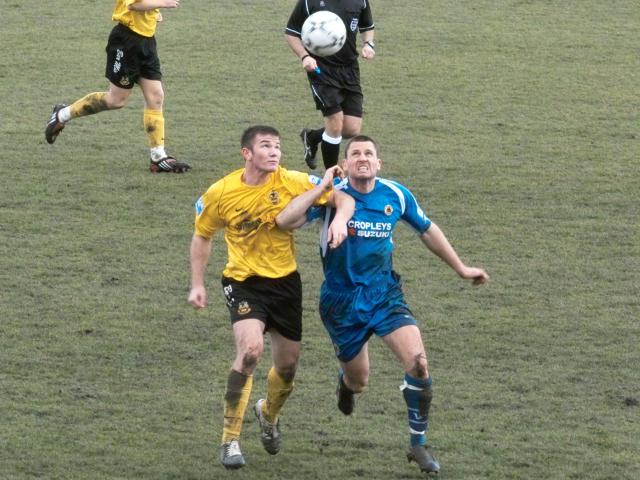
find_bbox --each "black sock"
[321,140,340,168]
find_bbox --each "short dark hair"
[241,125,280,149]
[345,135,380,157]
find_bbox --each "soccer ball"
[301,11,347,57]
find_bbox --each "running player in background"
[45,0,190,173]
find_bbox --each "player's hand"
[460,267,489,286]
[302,55,318,73]
[321,165,344,188]
[156,12,163,22]
[362,44,375,60]
[327,219,348,249]
[188,285,207,309]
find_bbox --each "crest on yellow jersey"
[269,190,280,205]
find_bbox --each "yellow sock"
[262,367,294,424]
[69,92,108,118]
[143,108,165,148]
[221,370,253,444]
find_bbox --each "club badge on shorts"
[237,301,251,315]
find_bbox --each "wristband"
[365,40,375,50]
[301,54,310,62]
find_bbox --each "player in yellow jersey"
[44,0,190,173]
[188,125,354,469]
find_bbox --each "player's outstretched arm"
[188,234,213,309]
[128,0,180,12]
[326,190,354,249]
[275,166,343,230]
[420,223,489,286]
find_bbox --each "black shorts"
[105,23,162,89]
[307,62,363,117]
[221,271,303,341]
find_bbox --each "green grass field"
[1,1,638,478]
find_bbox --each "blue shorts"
[319,275,417,362]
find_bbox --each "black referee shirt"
[286,0,374,66]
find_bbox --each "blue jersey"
[314,177,432,289]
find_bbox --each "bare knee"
[141,82,165,110]
[408,352,429,379]
[275,363,297,382]
[345,373,369,393]
[145,90,164,110]
[323,115,344,137]
[104,92,129,109]
[341,125,361,138]
[237,343,263,374]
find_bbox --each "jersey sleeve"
[285,170,333,206]
[194,180,225,238]
[285,0,307,37]
[397,182,432,233]
[359,1,375,32]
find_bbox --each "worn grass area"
[1,0,638,478]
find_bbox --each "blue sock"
[401,374,433,447]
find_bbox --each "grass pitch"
[1,1,638,478]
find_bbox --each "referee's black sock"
[320,140,340,169]
[321,135,341,169]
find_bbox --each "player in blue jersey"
[275,135,489,475]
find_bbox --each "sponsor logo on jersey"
[236,218,263,233]
[347,219,392,238]
[195,197,204,215]
[237,301,251,315]
[268,190,280,205]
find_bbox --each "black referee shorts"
[105,23,162,89]
[307,62,363,117]
[221,271,303,342]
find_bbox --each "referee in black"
[285,0,375,170]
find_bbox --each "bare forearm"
[276,185,328,230]
[361,30,374,43]
[331,190,355,224]
[420,223,466,276]
[285,34,308,60]
[190,235,212,287]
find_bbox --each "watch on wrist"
[365,40,375,49]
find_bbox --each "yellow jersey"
[195,166,332,281]
[112,0,159,38]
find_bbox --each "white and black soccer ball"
[301,11,347,57]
